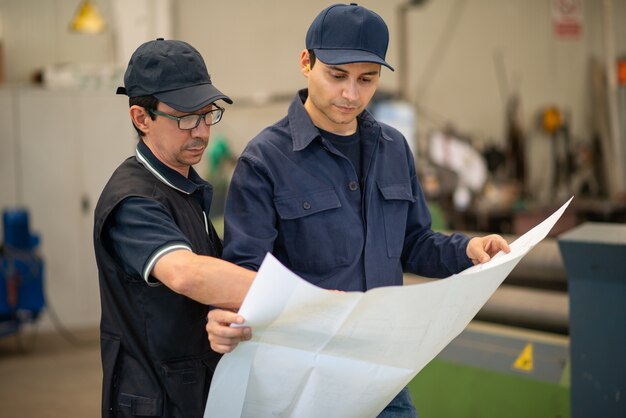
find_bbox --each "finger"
[210,329,251,345]
[498,237,511,253]
[207,328,252,353]
[207,322,251,339]
[208,309,245,325]
[210,341,238,354]
[209,334,242,348]
[486,235,510,255]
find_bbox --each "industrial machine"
[0,208,45,338]
[559,223,626,418]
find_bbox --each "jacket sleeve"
[400,143,473,278]
[223,155,278,271]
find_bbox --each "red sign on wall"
[552,0,583,40]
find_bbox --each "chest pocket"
[274,188,350,278]
[378,182,416,258]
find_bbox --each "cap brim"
[314,49,394,71]
[154,83,233,112]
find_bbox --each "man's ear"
[300,49,311,77]
[130,105,150,135]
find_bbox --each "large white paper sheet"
[205,197,573,418]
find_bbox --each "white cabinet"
[0,90,18,214]
[1,87,135,330]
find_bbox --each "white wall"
[0,0,116,82]
[1,0,624,148]
[176,0,625,151]
[0,88,135,331]
[0,90,16,206]
[406,1,593,143]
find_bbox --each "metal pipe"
[603,0,626,194]
[475,285,568,335]
[505,236,567,289]
[404,277,569,334]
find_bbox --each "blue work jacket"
[224,90,472,291]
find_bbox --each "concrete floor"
[0,326,101,418]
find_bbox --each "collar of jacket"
[289,89,392,152]
[135,139,209,196]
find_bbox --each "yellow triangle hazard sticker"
[513,342,534,372]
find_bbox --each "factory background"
[0,0,625,417]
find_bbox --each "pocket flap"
[378,182,416,202]
[275,189,341,220]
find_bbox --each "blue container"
[0,260,10,316]
[13,251,45,313]
[3,208,39,251]
[0,208,45,337]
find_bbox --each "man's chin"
[182,154,204,167]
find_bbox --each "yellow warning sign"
[513,342,534,372]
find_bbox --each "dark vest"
[94,157,222,417]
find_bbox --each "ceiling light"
[69,0,106,34]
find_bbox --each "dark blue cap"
[116,38,232,112]
[305,3,394,71]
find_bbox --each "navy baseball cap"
[116,38,232,112]
[305,3,394,71]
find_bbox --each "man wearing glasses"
[93,38,253,417]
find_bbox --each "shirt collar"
[289,89,322,152]
[135,140,209,195]
[288,89,390,152]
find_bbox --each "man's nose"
[191,118,211,138]
[342,80,359,102]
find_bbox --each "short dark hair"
[129,95,159,137]
[307,48,382,75]
[308,49,317,69]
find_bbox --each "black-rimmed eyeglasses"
[149,106,225,130]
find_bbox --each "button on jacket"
[224,90,472,291]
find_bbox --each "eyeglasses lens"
[178,109,223,130]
